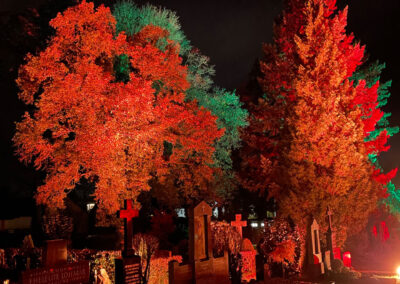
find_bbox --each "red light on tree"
[343,251,351,268]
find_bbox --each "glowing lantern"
[343,251,351,268]
[396,266,400,278]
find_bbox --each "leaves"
[14,1,223,216]
[240,0,393,242]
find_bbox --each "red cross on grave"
[231,214,247,238]
[118,199,139,256]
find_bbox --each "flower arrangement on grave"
[259,218,302,276]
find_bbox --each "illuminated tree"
[113,1,248,208]
[241,0,397,242]
[13,1,223,216]
[351,61,400,211]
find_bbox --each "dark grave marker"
[43,239,67,267]
[21,261,89,284]
[115,199,141,284]
[115,256,141,284]
[118,199,139,257]
[326,206,341,262]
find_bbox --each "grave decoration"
[342,252,351,268]
[169,201,230,284]
[240,238,257,282]
[115,199,141,284]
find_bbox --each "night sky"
[0,0,399,205]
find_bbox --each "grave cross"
[231,214,247,238]
[118,199,139,256]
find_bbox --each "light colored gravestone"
[308,219,324,276]
[190,201,212,261]
[170,201,229,284]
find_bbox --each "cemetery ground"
[1,200,400,284]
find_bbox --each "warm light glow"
[250,222,258,228]
[396,266,400,278]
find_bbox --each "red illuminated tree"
[240,0,396,242]
[13,1,223,216]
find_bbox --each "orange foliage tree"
[240,0,396,243]
[13,1,223,216]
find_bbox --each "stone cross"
[231,214,247,238]
[118,199,139,256]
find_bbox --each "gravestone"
[43,239,67,267]
[20,236,89,283]
[231,214,247,238]
[308,219,324,276]
[169,201,229,284]
[115,199,141,284]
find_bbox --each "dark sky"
[0,0,399,202]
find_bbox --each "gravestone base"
[115,255,141,284]
[306,262,324,280]
[21,261,89,284]
[195,255,230,284]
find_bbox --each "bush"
[329,259,361,281]
[259,218,302,276]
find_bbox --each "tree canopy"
[14,1,224,216]
[239,0,397,242]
